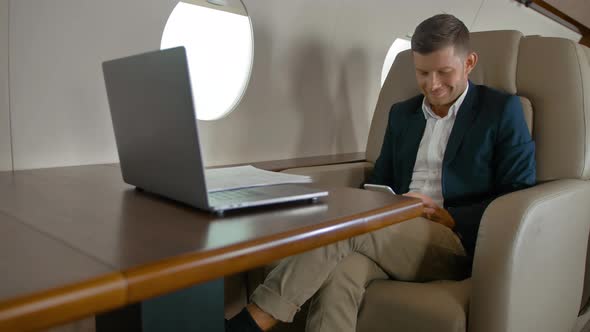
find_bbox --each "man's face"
[413,45,477,109]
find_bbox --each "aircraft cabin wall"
[0,0,10,171]
[0,0,581,171]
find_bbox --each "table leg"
[96,278,224,332]
[95,302,141,332]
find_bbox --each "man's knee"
[314,253,387,305]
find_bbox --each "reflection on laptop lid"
[102,47,327,214]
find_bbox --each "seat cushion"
[357,279,471,332]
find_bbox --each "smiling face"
[413,45,477,114]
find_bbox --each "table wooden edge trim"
[0,273,126,332]
[123,200,422,303]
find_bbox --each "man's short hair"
[411,14,470,56]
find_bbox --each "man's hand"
[403,192,455,229]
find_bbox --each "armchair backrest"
[366,49,417,164]
[517,36,590,182]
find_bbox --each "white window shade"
[161,2,253,121]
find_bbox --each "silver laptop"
[102,47,328,214]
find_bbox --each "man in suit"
[226,13,535,332]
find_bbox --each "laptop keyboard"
[208,188,268,206]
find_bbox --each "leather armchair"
[280,31,590,332]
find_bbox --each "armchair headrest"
[469,30,523,94]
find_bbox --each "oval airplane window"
[161,0,253,121]
[381,38,411,86]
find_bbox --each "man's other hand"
[403,192,456,229]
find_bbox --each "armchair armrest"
[282,162,374,188]
[469,179,590,332]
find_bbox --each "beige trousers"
[250,217,468,332]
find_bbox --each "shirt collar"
[421,83,469,120]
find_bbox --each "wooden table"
[0,164,421,332]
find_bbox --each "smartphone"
[363,184,396,195]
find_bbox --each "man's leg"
[370,217,468,282]
[305,253,388,332]
[250,217,468,325]
[250,237,354,323]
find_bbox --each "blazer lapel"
[443,82,478,166]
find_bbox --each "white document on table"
[205,165,312,193]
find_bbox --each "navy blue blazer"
[367,83,536,256]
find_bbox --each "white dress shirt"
[408,85,469,207]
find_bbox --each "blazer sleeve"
[492,95,536,194]
[449,95,536,256]
[366,105,396,186]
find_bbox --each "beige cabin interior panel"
[6,0,583,169]
[190,0,482,166]
[9,0,177,169]
[0,0,11,171]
